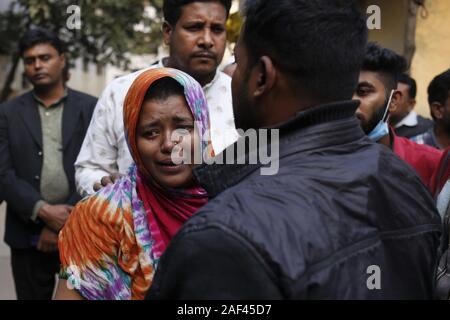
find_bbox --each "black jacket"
[0,89,96,249]
[147,101,441,299]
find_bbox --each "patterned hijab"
[123,67,211,175]
[123,67,211,257]
[58,69,213,300]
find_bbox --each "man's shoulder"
[74,173,135,221]
[207,71,231,93]
[103,66,156,93]
[0,91,33,111]
[410,127,438,147]
[186,173,316,235]
[216,70,231,83]
[417,115,433,127]
[215,71,231,87]
[396,134,441,160]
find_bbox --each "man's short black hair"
[18,27,65,56]
[163,0,232,26]
[428,69,450,106]
[398,73,417,99]
[241,0,368,103]
[144,77,185,102]
[361,42,407,93]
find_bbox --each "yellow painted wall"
[411,0,450,118]
[362,0,408,55]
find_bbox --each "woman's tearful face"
[136,94,199,188]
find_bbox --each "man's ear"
[430,102,444,120]
[60,53,66,68]
[388,90,401,113]
[253,56,276,98]
[162,21,173,46]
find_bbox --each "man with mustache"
[354,43,442,190]
[0,28,96,299]
[75,0,238,196]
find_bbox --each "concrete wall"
[359,0,450,118]
[0,203,15,300]
[362,0,409,55]
[411,0,450,117]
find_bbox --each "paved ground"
[0,202,16,299]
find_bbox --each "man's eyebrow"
[183,20,205,25]
[184,18,225,25]
[358,81,375,88]
[24,54,51,60]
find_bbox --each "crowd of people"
[1,0,450,300]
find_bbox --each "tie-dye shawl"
[58,68,211,300]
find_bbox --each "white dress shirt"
[394,111,419,129]
[75,60,238,196]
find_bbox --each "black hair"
[398,73,417,99]
[428,69,450,106]
[361,42,407,93]
[144,77,185,102]
[241,0,368,102]
[18,27,65,56]
[163,0,232,26]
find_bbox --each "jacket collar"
[18,91,42,148]
[18,88,81,149]
[194,100,365,198]
[32,87,68,108]
[394,111,418,128]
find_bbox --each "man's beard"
[31,79,59,93]
[232,79,257,131]
[362,96,390,134]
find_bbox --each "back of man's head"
[428,69,450,106]
[19,27,65,57]
[241,0,368,103]
[398,73,417,99]
[361,43,407,93]
[163,0,232,25]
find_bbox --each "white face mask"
[368,89,395,142]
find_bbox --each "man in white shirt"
[75,0,238,196]
[388,73,433,138]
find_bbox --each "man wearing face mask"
[354,43,441,190]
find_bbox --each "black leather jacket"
[147,100,441,299]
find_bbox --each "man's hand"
[38,203,73,232]
[37,226,59,253]
[93,173,124,192]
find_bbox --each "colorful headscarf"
[58,68,212,299]
[124,67,212,176]
[123,67,210,257]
